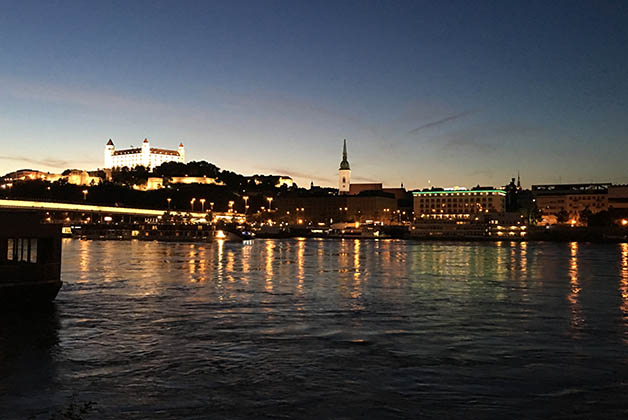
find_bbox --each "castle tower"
[178,142,185,163]
[104,139,115,168]
[338,139,351,194]
[141,138,150,168]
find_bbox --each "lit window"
[30,238,38,263]
[7,238,14,261]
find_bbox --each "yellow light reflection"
[226,249,235,283]
[297,238,305,294]
[78,239,90,282]
[620,243,628,343]
[188,246,196,277]
[351,240,362,302]
[568,242,583,334]
[520,241,528,274]
[353,239,361,282]
[241,242,251,285]
[216,239,224,284]
[197,246,207,283]
[265,240,274,292]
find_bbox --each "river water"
[2,239,628,419]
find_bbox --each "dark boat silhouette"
[0,211,62,304]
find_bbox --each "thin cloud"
[269,167,335,185]
[0,155,100,171]
[0,155,71,168]
[407,111,474,135]
[434,123,542,154]
[0,76,173,114]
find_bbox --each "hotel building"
[413,188,506,219]
[411,188,524,238]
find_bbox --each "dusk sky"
[1,0,627,189]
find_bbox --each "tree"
[579,208,593,226]
[556,209,570,223]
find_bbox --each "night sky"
[1,0,627,188]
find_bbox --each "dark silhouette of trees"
[556,209,570,223]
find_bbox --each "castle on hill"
[104,138,185,170]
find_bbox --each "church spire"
[339,139,350,170]
[517,171,521,189]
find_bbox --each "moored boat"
[0,211,63,304]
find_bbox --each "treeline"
[2,161,298,212]
[111,160,291,192]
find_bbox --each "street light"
[200,198,206,212]
[190,198,196,211]
[82,189,88,201]
[228,200,234,212]
[243,196,249,213]
[209,202,214,211]
[167,197,171,211]
[266,197,273,211]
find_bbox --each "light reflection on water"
[620,243,628,343]
[1,239,628,419]
[568,242,584,336]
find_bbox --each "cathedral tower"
[338,139,351,194]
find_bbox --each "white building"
[104,138,185,170]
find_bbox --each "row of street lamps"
[165,195,274,213]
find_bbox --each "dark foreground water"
[2,239,628,419]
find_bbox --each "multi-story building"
[608,185,628,210]
[411,188,518,238]
[275,194,398,224]
[413,188,506,218]
[532,183,609,224]
[104,138,185,170]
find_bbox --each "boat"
[0,211,63,304]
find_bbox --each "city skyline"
[1,1,627,188]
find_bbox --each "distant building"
[2,169,101,186]
[275,176,294,188]
[411,187,525,238]
[413,187,506,218]
[104,138,185,170]
[64,170,102,186]
[410,212,526,239]
[338,139,351,194]
[133,175,224,191]
[608,185,628,210]
[532,183,609,224]
[349,183,382,195]
[275,194,398,224]
[249,175,294,188]
[169,176,223,186]
[2,169,50,182]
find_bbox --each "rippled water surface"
[2,239,628,419]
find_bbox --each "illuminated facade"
[413,188,506,218]
[532,183,609,224]
[338,139,351,194]
[104,138,185,170]
[2,169,101,186]
[411,189,523,238]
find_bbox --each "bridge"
[0,198,207,219]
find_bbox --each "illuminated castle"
[104,138,185,170]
